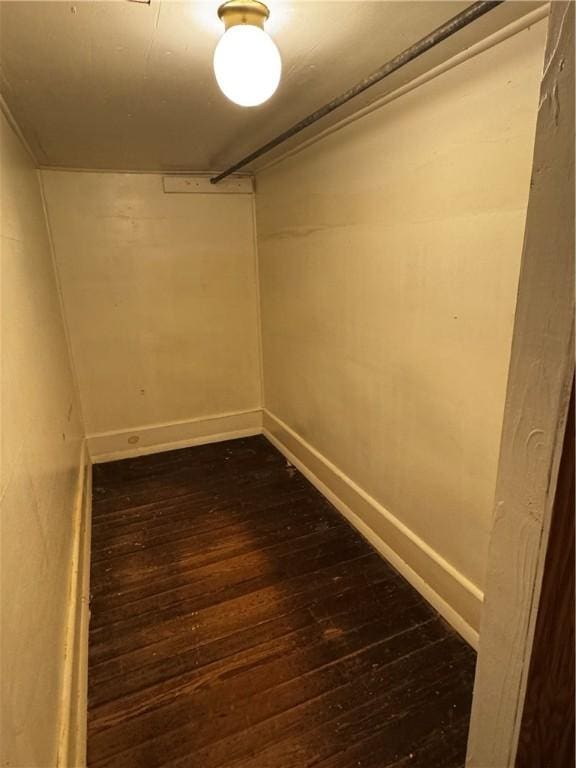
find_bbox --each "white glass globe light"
[214,24,281,107]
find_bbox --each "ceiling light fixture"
[214,0,281,108]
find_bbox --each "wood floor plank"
[90,506,360,617]
[89,593,434,736]
[89,619,449,768]
[90,493,329,559]
[156,627,464,768]
[88,537,379,667]
[210,639,474,768]
[88,555,388,694]
[89,550,384,631]
[88,435,476,768]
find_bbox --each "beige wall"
[255,20,546,598]
[0,110,85,766]
[41,171,261,439]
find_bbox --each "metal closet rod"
[210,0,504,184]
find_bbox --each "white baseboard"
[58,441,92,768]
[87,409,263,463]
[54,407,481,766]
[262,410,483,649]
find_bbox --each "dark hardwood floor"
[88,435,476,768]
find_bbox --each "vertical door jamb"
[466,3,575,766]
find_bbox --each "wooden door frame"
[466,2,575,766]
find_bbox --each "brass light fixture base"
[217,0,270,30]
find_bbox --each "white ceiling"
[0,0,543,173]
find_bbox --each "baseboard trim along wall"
[87,405,482,650]
[60,406,484,768]
[87,409,263,463]
[57,442,92,768]
[262,409,483,649]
